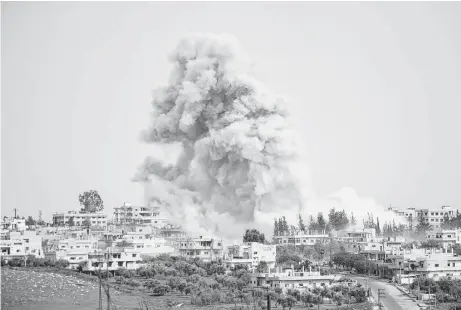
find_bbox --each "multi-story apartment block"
[223,242,276,271]
[0,230,44,259]
[1,217,27,231]
[426,229,461,249]
[336,228,376,241]
[115,237,176,258]
[411,250,461,280]
[82,248,143,272]
[387,206,458,228]
[178,236,224,262]
[52,211,108,228]
[251,266,337,292]
[273,231,330,246]
[113,202,169,228]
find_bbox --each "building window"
[435,264,439,267]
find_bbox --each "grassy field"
[1,267,376,310]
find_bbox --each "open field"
[1,267,376,310]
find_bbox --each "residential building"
[0,230,44,258]
[223,242,276,271]
[336,228,376,242]
[178,236,224,262]
[273,231,330,246]
[411,250,461,280]
[52,211,108,228]
[426,229,461,249]
[82,248,143,272]
[386,206,457,228]
[1,217,27,231]
[113,201,168,228]
[251,266,337,292]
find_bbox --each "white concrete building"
[1,217,27,232]
[273,231,330,246]
[412,251,461,280]
[52,211,108,228]
[178,236,224,262]
[336,228,376,242]
[223,242,276,271]
[251,266,337,292]
[386,206,458,228]
[426,229,461,249]
[0,230,44,258]
[83,248,143,272]
[113,202,168,228]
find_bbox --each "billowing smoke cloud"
[135,33,395,241]
[135,33,313,240]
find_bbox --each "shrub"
[55,259,70,269]
[126,279,141,288]
[8,258,25,267]
[153,285,170,296]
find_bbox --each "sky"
[2,2,461,222]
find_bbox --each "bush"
[115,267,132,278]
[55,259,70,269]
[126,279,141,288]
[153,285,170,296]
[8,258,25,267]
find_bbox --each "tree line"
[273,208,356,236]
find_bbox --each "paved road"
[350,275,420,310]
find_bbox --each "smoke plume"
[135,33,395,240]
[135,33,313,240]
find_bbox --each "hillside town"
[2,191,461,310]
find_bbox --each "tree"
[82,218,91,228]
[278,218,284,236]
[328,208,349,231]
[25,216,36,226]
[376,217,381,236]
[317,213,326,232]
[282,216,288,235]
[274,218,279,237]
[420,240,442,249]
[308,215,318,232]
[350,213,357,226]
[256,261,268,273]
[67,216,75,227]
[298,214,306,233]
[416,213,432,235]
[116,240,134,248]
[78,190,104,213]
[363,213,375,229]
[243,229,265,243]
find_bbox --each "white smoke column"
[135,33,313,240]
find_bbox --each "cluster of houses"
[1,203,460,292]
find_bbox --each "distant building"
[273,231,330,246]
[178,236,223,262]
[223,242,276,271]
[1,217,27,232]
[0,230,44,259]
[386,206,457,228]
[410,249,461,280]
[251,266,337,292]
[83,248,143,272]
[426,229,461,249]
[113,201,168,228]
[52,211,108,228]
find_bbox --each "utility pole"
[378,289,386,309]
[13,208,18,219]
[38,210,43,224]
